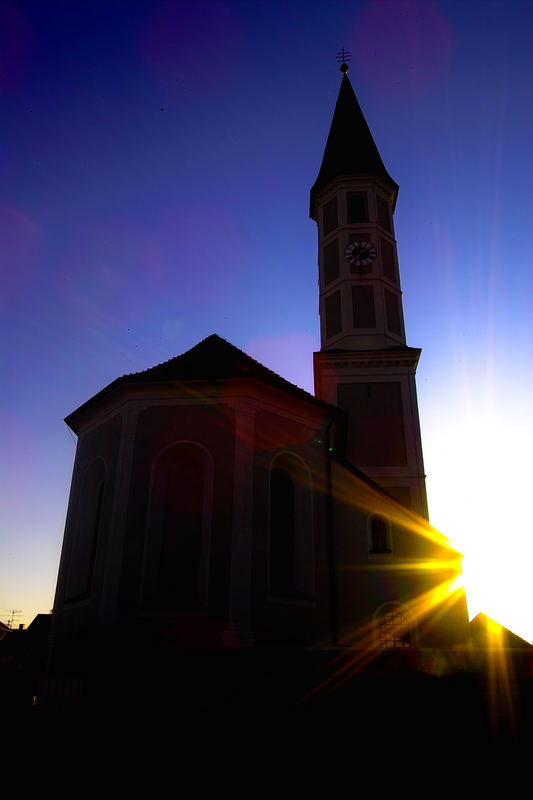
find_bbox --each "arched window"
[66,458,105,602]
[368,514,392,555]
[376,605,412,649]
[268,454,314,599]
[143,442,211,611]
[269,468,296,596]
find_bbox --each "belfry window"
[323,198,338,235]
[325,291,342,339]
[377,195,391,232]
[323,239,339,285]
[385,288,401,335]
[352,285,376,328]
[348,192,368,223]
[380,237,396,281]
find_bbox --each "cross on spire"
[336,48,352,74]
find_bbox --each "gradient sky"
[2,0,532,640]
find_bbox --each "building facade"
[45,69,471,712]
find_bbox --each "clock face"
[344,240,377,268]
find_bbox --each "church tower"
[312,62,428,519]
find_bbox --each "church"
[46,64,472,713]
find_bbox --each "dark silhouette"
[30,69,531,741]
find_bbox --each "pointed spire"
[310,74,398,218]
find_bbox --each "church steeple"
[312,68,429,519]
[310,71,406,353]
[310,73,398,220]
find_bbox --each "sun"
[425,409,533,644]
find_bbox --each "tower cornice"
[310,173,397,221]
[314,347,422,372]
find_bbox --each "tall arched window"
[143,442,211,611]
[268,453,314,599]
[65,458,105,602]
[269,468,296,596]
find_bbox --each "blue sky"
[1,0,532,638]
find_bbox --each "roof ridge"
[124,334,318,397]
[65,334,333,433]
[119,333,227,380]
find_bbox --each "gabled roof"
[470,613,532,649]
[310,74,398,218]
[66,334,334,432]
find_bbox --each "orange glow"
[478,615,521,736]
[302,564,468,702]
